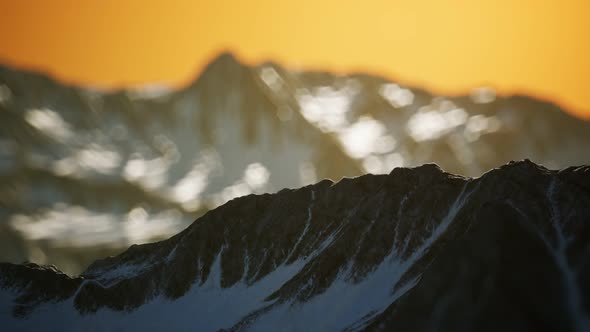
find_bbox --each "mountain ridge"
[1,160,589,331]
[1,53,585,120]
[2,51,590,276]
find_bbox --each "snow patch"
[1,251,307,332]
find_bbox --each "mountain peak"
[198,51,243,77]
[208,51,241,67]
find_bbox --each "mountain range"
[1,53,590,274]
[1,160,589,331]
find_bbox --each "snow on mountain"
[1,53,590,274]
[1,160,589,331]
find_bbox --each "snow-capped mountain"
[1,160,589,331]
[1,53,590,274]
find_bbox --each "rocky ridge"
[1,160,589,331]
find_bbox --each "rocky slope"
[1,53,590,274]
[1,160,589,331]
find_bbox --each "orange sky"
[1,0,589,118]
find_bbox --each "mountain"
[1,53,590,274]
[1,160,589,331]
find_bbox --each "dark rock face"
[0,263,82,317]
[1,160,589,331]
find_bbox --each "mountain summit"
[1,160,589,331]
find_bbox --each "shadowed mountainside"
[1,160,589,331]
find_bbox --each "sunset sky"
[1,0,589,118]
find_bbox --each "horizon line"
[2,51,589,121]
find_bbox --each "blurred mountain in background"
[1,52,589,274]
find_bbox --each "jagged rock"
[1,160,589,331]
